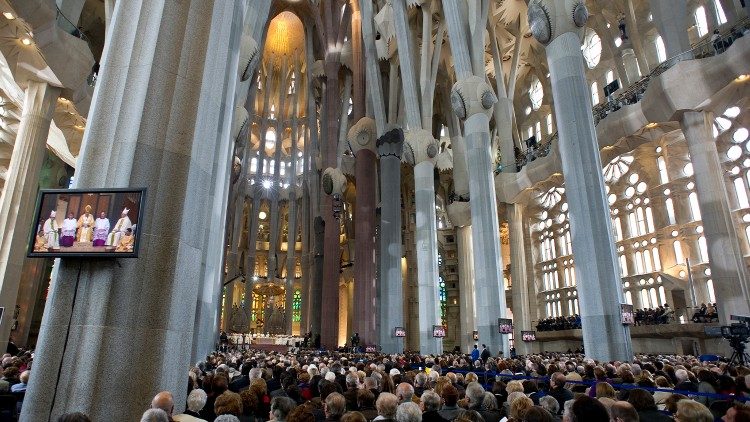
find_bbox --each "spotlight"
[3,12,14,20]
[262,179,272,189]
[20,37,32,46]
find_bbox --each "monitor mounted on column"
[394,327,406,337]
[432,325,446,338]
[521,331,536,342]
[498,318,513,334]
[28,188,147,258]
[621,304,635,325]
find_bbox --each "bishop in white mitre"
[106,208,133,247]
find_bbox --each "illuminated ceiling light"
[3,12,14,20]
[20,37,32,46]
[74,124,85,130]
[259,211,267,220]
[58,97,69,103]
[262,179,272,189]
[645,122,658,129]
[736,74,750,82]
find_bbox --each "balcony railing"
[506,17,749,173]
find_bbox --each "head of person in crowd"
[396,382,415,403]
[396,402,422,422]
[609,401,639,422]
[566,396,609,422]
[325,392,347,420]
[376,392,399,420]
[215,391,243,417]
[675,400,713,422]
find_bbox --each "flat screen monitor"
[621,304,635,325]
[472,330,479,340]
[28,188,146,258]
[394,327,406,337]
[521,331,536,342]
[498,318,513,334]
[432,325,446,338]
[365,346,377,353]
[604,79,621,97]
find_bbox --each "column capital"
[347,117,376,154]
[404,128,438,166]
[450,76,497,121]
[447,201,471,227]
[376,127,404,159]
[527,0,588,46]
[322,167,347,195]
[232,106,249,143]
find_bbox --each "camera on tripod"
[722,315,750,369]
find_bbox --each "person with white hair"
[396,402,422,422]
[539,395,560,417]
[420,390,442,422]
[141,408,169,422]
[376,392,399,421]
[174,389,207,421]
[214,416,240,422]
[396,383,415,404]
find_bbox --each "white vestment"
[42,218,59,248]
[62,218,77,237]
[106,216,132,246]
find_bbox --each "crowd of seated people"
[11,340,750,422]
[536,315,582,331]
[634,305,675,326]
[692,303,719,323]
[113,346,750,422]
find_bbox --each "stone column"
[621,49,641,87]
[222,281,234,331]
[507,204,532,356]
[650,0,691,58]
[681,111,750,321]
[528,0,632,361]
[22,1,244,420]
[0,81,59,353]
[320,166,347,347]
[284,189,299,334]
[407,130,442,356]
[456,226,476,353]
[349,118,378,346]
[450,77,509,357]
[377,128,404,354]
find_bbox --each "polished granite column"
[377,128,404,354]
[529,0,632,361]
[22,1,245,420]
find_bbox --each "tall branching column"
[528,0,631,361]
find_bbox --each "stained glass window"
[292,289,301,322]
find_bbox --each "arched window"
[591,81,600,105]
[649,288,658,308]
[529,76,544,110]
[620,255,628,276]
[646,207,655,233]
[250,157,258,173]
[666,198,676,225]
[265,128,276,149]
[635,251,644,274]
[714,0,727,25]
[640,289,650,308]
[657,156,669,184]
[625,291,633,305]
[698,236,709,262]
[546,114,553,134]
[614,217,623,241]
[695,6,708,37]
[673,240,684,264]
[582,29,602,68]
[658,286,666,306]
[655,35,667,63]
[292,289,302,322]
[734,178,749,208]
[652,247,662,270]
[707,279,716,303]
[689,192,702,220]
